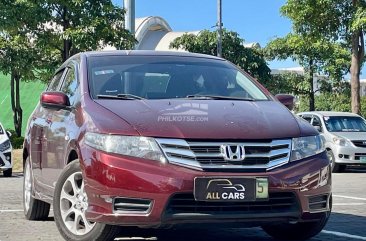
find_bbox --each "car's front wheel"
[262,211,330,240]
[53,160,119,241]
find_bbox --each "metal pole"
[124,0,135,36]
[217,0,223,57]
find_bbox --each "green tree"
[267,72,308,96]
[35,0,136,64]
[0,1,47,136]
[170,29,271,84]
[281,0,364,114]
[266,33,349,111]
[0,0,136,136]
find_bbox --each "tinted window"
[324,116,366,132]
[302,116,312,123]
[88,56,269,100]
[47,70,64,91]
[61,67,79,105]
[312,117,321,126]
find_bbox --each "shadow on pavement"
[344,165,366,173]
[325,212,366,237]
[0,172,23,178]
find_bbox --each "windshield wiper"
[186,94,255,101]
[97,94,145,100]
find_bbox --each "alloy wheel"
[23,161,32,212]
[59,172,95,236]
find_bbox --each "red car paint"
[24,50,331,228]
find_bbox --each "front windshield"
[88,55,269,100]
[323,116,366,132]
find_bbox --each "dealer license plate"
[194,177,268,202]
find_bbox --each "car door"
[29,69,66,193]
[41,62,81,191]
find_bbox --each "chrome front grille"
[156,139,292,171]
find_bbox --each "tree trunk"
[350,0,364,114]
[350,29,364,114]
[308,59,315,111]
[62,6,71,62]
[10,70,23,137]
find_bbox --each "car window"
[324,116,366,132]
[302,116,312,123]
[47,70,65,91]
[312,116,321,127]
[61,67,79,106]
[88,56,269,100]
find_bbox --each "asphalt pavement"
[0,167,366,241]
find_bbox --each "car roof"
[298,111,361,117]
[82,50,225,61]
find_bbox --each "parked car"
[298,111,366,172]
[23,51,331,241]
[0,122,12,177]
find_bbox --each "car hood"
[331,132,366,141]
[94,99,305,139]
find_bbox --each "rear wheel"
[23,157,50,220]
[3,168,12,177]
[53,160,119,241]
[262,211,330,240]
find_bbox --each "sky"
[112,0,354,74]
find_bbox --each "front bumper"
[80,146,331,227]
[331,144,366,165]
[0,151,12,170]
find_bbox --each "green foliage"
[280,0,366,114]
[265,34,349,82]
[266,72,309,95]
[34,0,136,65]
[170,29,271,84]
[298,94,352,113]
[6,129,24,149]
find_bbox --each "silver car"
[298,111,366,172]
[0,122,12,177]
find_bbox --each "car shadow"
[110,212,366,241]
[344,165,366,173]
[0,172,23,178]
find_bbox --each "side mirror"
[40,91,70,110]
[6,131,12,137]
[275,94,295,111]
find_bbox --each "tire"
[53,160,119,241]
[262,211,330,241]
[23,157,50,220]
[3,168,12,177]
[326,149,344,173]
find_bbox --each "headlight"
[332,136,352,147]
[85,133,166,162]
[0,140,11,152]
[290,135,325,162]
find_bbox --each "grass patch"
[0,73,46,135]
[12,149,23,173]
